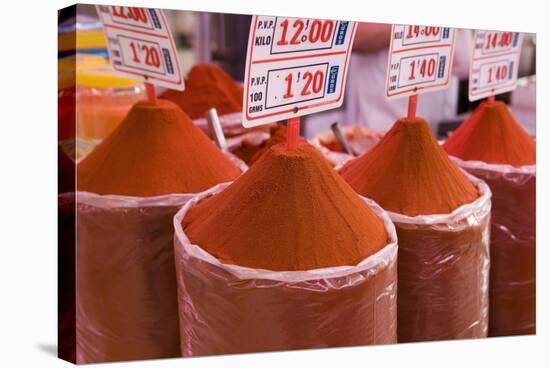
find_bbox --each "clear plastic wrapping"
[388,174,491,342]
[173,183,398,357]
[310,137,354,167]
[450,157,536,337]
[75,156,247,363]
[335,157,492,343]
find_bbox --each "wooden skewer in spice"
[331,122,353,155]
[205,107,228,151]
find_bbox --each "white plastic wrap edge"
[174,182,398,282]
[72,152,248,209]
[449,155,536,176]
[310,137,354,167]
[335,160,492,227]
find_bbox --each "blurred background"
[58,5,536,161]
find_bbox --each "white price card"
[95,5,184,90]
[468,30,523,101]
[385,25,455,99]
[242,16,357,128]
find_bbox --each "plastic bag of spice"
[391,174,491,342]
[172,183,398,357]
[339,157,492,342]
[75,157,247,364]
[450,157,536,336]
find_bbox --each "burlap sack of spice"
[450,157,536,336]
[173,182,398,356]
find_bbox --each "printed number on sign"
[276,19,335,45]
[119,38,164,73]
[272,18,337,53]
[483,32,514,52]
[265,64,328,109]
[283,69,325,98]
[403,26,442,44]
[109,6,154,29]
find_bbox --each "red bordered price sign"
[469,30,523,101]
[385,25,455,99]
[95,5,184,90]
[242,16,357,128]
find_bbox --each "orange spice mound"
[248,125,288,165]
[340,117,479,216]
[183,142,390,271]
[78,100,241,197]
[443,100,536,167]
[160,64,243,119]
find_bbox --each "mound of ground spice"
[183,142,389,271]
[247,125,289,165]
[340,117,479,216]
[160,64,243,119]
[443,100,536,166]
[77,99,241,196]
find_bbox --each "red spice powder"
[247,125,288,164]
[160,64,243,119]
[443,100,536,166]
[340,117,489,342]
[183,142,390,271]
[340,117,479,216]
[444,101,536,337]
[77,99,241,196]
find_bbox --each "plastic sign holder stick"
[145,83,157,104]
[286,117,301,149]
[407,94,418,119]
[487,95,495,103]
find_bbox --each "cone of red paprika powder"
[75,99,245,363]
[340,117,491,342]
[173,142,398,356]
[443,100,536,337]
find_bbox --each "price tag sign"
[469,30,523,101]
[95,5,184,90]
[242,16,357,128]
[385,25,455,99]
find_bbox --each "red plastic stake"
[487,95,495,103]
[407,94,418,120]
[287,117,301,149]
[145,83,158,104]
